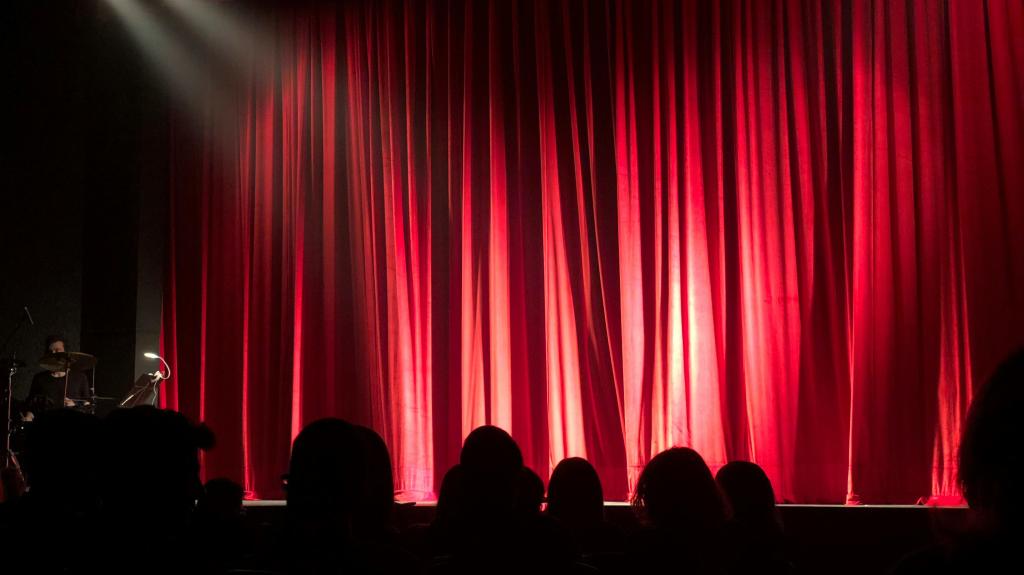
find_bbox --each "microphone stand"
[1,308,33,488]
[2,357,19,471]
[119,368,168,408]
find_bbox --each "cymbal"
[38,351,97,372]
[1,358,27,368]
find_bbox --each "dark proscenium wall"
[81,0,168,409]
[3,1,90,400]
[3,0,166,408]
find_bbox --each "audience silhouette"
[548,457,604,531]
[98,405,214,573]
[3,350,1020,574]
[193,477,248,572]
[400,462,466,562]
[428,425,575,573]
[515,466,545,517]
[547,457,624,571]
[353,425,397,538]
[716,461,795,574]
[436,463,467,527]
[892,348,1024,574]
[0,408,100,573]
[199,477,245,521]
[629,447,728,574]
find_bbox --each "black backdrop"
[3,0,166,409]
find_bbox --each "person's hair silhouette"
[460,425,523,479]
[717,461,794,574]
[354,425,395,536]
[629,447,727,575]
[716,461,778,526]
[458,425,523,524]
[285,418,367,572]
[197,477,245,521]
[20,408,100,506]
[514,466,545,516]
[891,349,1024,574]
[97,406,214,573]
[100,406,213,530]
[286,418,366,534]
[632,447,726,533]
[959,348,1024,527]
[3,409,102,573]
[547,457,604,530]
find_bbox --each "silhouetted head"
[198,477,245,521]
[959,349,1024,527]
[547,457,604,528]
[716,461,777,525]
[354,425,394,533]
[460,425,523,479]
[21,408,100,505]
[459,426,523,522]
[99,406,213,530]
[632,447,726,533]
[287,418,366,528]
[514,466,545,516]
[435,463,467,524]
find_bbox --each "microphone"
[24,306,34,326]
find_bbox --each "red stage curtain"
[161,0,1024,503]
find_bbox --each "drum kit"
[2,351,170,464]
[37,350,99,409]
[1,307,171,487]
[2,350,101,473]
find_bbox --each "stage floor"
[244,500,966,508]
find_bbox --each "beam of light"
[104,0,207,109]
[164,0,274,80]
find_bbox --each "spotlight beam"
[165,0,267,68]
[104,0,207,110]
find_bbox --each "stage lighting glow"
[104,0,205,108]
[143,352,172,381]
[164,0,269,71]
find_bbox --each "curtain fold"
[162,0,1024,502]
